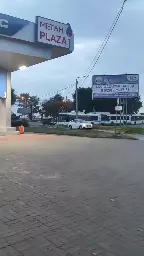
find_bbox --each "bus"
[58,111,111,125]
[131,114,144,125]
[109,114,131,125]
[58,112,144,125]
[109,114,144,125]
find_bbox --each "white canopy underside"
[0,50,47,72]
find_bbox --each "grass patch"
[93,125,144,135]
[22,127,137,140]
[93,125,115,130]
[117,127,144,135]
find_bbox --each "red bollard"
[19,125,24,134]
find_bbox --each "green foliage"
[42,94,73,118]
[18,93,40,113]
[42,118,55,126]
[17,93,40,120]
[73,87,93,113]
[29,95,40,114]
[21,119,29,127]
[122,127,144,134]
[11,118,29,127]
[53,94,63,102]
[11,88,17,105]
[126,97,142,114]
[23,127,136,140]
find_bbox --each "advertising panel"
[17,108,31,114]
[92,74,139,99]
[36,16,73,49]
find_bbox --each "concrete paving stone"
[0,249,8,256]
[22,247,45,256]
[0,135,144,255]
[5,235,25,245]
[0,241,10,249]
[2,245,19,255]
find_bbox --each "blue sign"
[0,71,7,98]
[0,13,29,37]
[92,74,139,99]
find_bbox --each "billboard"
[36,16,73,49]
[92,74,139,99]
[17,108,31,114]
[0,71,7,98]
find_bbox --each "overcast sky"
[1,0,144,110]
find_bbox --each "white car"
[68,119,93,129]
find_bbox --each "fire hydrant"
[19,125,24,134]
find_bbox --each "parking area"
[0,134,144,255]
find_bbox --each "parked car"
[68,119,93,129]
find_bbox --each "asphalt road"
[0,134,144,255]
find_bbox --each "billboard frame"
[92,74,139,99]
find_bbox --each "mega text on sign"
[36,16,72,49]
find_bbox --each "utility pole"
[30,102,33,121]
[76,78,78,119]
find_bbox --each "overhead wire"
[79,0,128,87]
[40,0,128,99]
[82,0,128,78]
[40,82,75,100]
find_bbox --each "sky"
[1,0,144,111]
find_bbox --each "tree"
[73,87,93,113]
[11,88,17,105]
[73,87,142,114]
[18,93,40,119]
[53,94,63,102]
[93,98,117,114]
[42,94,73,118]
[126,97,142,114]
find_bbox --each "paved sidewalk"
[0,134,144,255]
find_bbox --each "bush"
[21,119,29,127]
[11,120,21,127]
[42,119,56,126]
[11,118,29,127]
[55,124,68,129]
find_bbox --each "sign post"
[115,105,122,131]
[126,98,128,126]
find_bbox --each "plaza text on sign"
[92,74,139,99]
[36,16,72,49]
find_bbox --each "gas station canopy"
[0,13,74,71]
[0,13,74,132]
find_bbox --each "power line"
[40,0,128,100]
[80,0,128,87]
[40,82,75,100]
[82,0,127,78]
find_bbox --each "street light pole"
[76,78,79,119]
